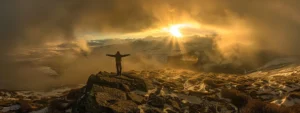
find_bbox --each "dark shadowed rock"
[221,89,250,110]
[109,100,139,113]
[166,99,181,111]
[94,86,127,106]
[203,79,224,88]
[189,104,205,113]
[165,109,178,113]
[73,73,149,113]
[86,74,148,93]
[48,99,72,113]
[241,99,291,113]
[4,68,300,113]
[143,107,163,113]
[67,88,85,100]
[0,100,14,106]
[289,92,300,99]
[148,93,165,108]
[127,92,146,104]
[16,101,32,113]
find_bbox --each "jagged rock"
[4,100,32,113]
[30,99,48,111]
[67,88,85,100]
[166,99,181,111]
[109,100,139,113]
[122,74,153,91]
[221,89,250,110]
[0,104,21,113]
[16,101,32,113]
[72,93,112,113]
[189,104,205,113]
[143,107,163,113]
[289,92,300,99]
[86,74,130,92]
[188,103,220,113]
[98,71,112,76]
[73,74,150,113]
[241,99,293,113]
[148,93,165,108]
[48,99,73,113]
[236,84,250,91]
[249,90,258,98]
[203,79,224,88]
[0,100,14,106]
[127,92,145,104]
[4,67,300,113]
[165,109,178,113]
[94,86,127,106]
[188,91,215,97]
[86,74,148,93]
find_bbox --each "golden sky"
[2,0,300,89]
[2,0,300,56]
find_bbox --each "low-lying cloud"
[1,0,300,89]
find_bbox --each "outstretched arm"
[106,54,116,57]
[121,54,130,57]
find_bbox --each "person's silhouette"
[106,51,130,75]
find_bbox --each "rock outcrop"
[72,72,149,113]
[2,68,300,113]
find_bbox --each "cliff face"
[1,65,300,113]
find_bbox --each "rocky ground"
[1,63,300,113]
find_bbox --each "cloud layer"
[1,0,300,89]
[2,0,300,53]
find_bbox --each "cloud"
[2,0,300,55]
[1,0,300,89]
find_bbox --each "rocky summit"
[72,72,150,113]
[1,65,300,113]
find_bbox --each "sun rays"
[164,34,187,55]
[160,24,193,54]
[169,25,183,37]
[163,24,192,38]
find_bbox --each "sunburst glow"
[169,25,183,37]
[163,24,192,38]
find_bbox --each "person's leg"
[118,65,121,75]
[119,63,122,75]
[116,63,119,75]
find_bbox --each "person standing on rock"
[106,51,130,76]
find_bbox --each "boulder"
[127,92,146,104]
[109,100,139,113]
[73,73,150,113]
[16,101,32,113]
[189,104,205,113]
[166,99,181,111]
[147,93,165,108]
[83,85,139,113]
[86,74,148,93]
[143,107,163,113]
[48,99,72,113]
[94,86,127,106]
[67,88,85,100]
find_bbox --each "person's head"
[116,51,120,55]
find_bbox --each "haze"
[1,0,300,90]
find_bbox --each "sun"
[163,24,191,38]
[169,25,182,37]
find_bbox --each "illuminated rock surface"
[1,63,300,113]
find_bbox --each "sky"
[1,0,300,54]
[1,0,300,89]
